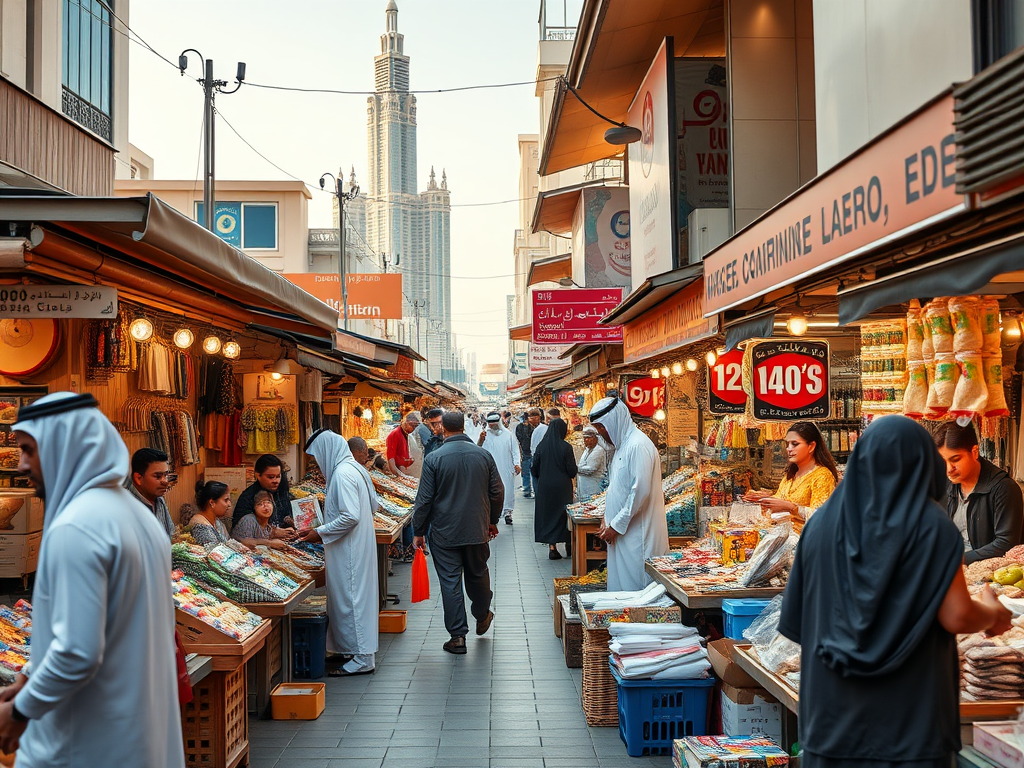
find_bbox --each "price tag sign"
[624,377,665,418]
[749,340,830,421]
[708,348,746,414]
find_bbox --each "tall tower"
[361,1,453,382]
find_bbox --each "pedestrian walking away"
[300,428,380,676]
[531,417,577,559]
[413,411,503,655]
[6,392,184,766]
[516,408,540,498]
[478,411,521,525]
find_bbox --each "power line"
[244,77,560,96]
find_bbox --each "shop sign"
[0,285,117,318]
[284,273,404,320]
[529,343,571,374]
[624,377,665,418]
[555,390,584,409]
[572,187,632,290]
[703,94,964,316]
[708,348,746,415]
[675,58,729,214]
[666,374,699,447]
[532,288,624,344]
[748,340,830,421]
[628,37,678,288]
[622,278,716,364]
[334,331,377,361]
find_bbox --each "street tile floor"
[248,485,674,768]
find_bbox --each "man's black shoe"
[443,636,467,655]
[476,611,494,635]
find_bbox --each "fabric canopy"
[724,310,776,351]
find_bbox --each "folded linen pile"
[578,582,674,611]
[609,622,710,680]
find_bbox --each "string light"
[660,366,670,378]
[202,335,222,355]
[671,362,684,375]
[706,350,717,366]
[650,369,660,379]
[222,340,241,359]
[787,314,809,336]
[129,317,153,342]
[685,359,699,372]
[173,328,195,349]
[654,409,666,421]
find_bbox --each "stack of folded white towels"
[577,582,675,612]
[608,623,710,680]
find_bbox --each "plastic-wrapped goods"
[949,296,983,353]
[926,352,960,417]
[984,353,1010,417]
[922,316,934,363]
[903,360,928,419]
[980,298,1002,354]
[925,299,954,354]
[950,351,989,418]
[907,303,925,360]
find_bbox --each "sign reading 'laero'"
[702,93,964,316]
[622,277,717,363]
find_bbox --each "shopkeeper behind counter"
[231,454,296,536]
[934,421,1024,564]
[743,422,839,523]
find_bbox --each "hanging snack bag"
[980,298,1002,354]
[949,296,983,354]
[907,303,925,360]
[903,360,928,419]
[926,299,954,354]
[950,351,989,419]
[983,353,1010,417]
[926,352,960,417]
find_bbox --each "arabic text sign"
[0,285,117,318]
[531,288,624,344]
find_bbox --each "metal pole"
[203,59,214,231]
[338,180,349,330]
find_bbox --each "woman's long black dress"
[531,419,577,545]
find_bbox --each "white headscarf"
[13,392,129,527]
[306,429,354,484]
[589,397,635,448]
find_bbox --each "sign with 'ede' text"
[284,273,403,320]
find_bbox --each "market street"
[247,489,671,768]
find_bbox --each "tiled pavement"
[249,486,673,768]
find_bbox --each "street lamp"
[319,171,360,330]
[179,51,245,232]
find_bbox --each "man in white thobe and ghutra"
[1,392,184,766]
[300,429,379,676]
[478,412,521,525]
[589,397,669,591]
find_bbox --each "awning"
[539,0,725,176]
[0,194,339,334]
[527,254,572,287]
[601,263,703,325]
[338,328,426,362]
[838,233,1024,325]
[724,308,777,350]
[296,347,346,377]
[509,324,532,342]
[531,181,624,236]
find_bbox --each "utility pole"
[179,51,245,232]
[320,172,360,329]
[412,299,426,360]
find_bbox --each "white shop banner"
[529,344,571,374]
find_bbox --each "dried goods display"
[172,542,302,602]
[0,600,31,684]
[860,319,908,415]
[370,470,418,503]
[171,570,263,640]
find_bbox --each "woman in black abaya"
[531,418,577,560]
[779,416,1012,768]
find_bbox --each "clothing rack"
[240,404,299,454]
[120,396,201,468]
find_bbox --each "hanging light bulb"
[1004,316,1022,339]
[202,335,222,355]
[362,409,374,421]
[787,313,809,336]
[222,340,241,359]
[129,317,154,342]
[660,366,670,378]
[671,362,684,375]
[270,371,284,381]
[654,409,666,421]
[685,358,698,372]
[650,369,660,379]
[706,350,717,367]
[173,328,195,349]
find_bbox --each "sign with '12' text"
[708,348,746,415]
[748,340,830,421]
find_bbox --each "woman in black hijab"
[531,418,577,560]
[780,416,1012,768]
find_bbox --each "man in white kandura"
[589,396,669,591]
[478,412,521,526]
[299,429,379,676]
[1,392,183,766]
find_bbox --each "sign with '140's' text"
[748,340,830,421]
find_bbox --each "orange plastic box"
[270,683,326,720]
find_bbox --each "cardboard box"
[709,639,760,689]
[270,682,325,720]
[0,491,43,535]
[0,532,41,578]
[974,722,1024,768]
[721,683,783,746]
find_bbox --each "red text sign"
[624,377,665,418]
[749,340,830,421]
[532,288,624,344]
[708,348,746,414]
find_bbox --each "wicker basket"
[562,606,583,669]
[581,624,617,727]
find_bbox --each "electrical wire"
[244,77,560,96]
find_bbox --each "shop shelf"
[611,662,715,757]
[291,615,328,680]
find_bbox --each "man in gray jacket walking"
[413,411,504,654]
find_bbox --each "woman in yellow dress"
[743,422,839,524]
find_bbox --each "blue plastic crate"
[611,661,715,757]
[292,614,328,679]
[722,598,772,640]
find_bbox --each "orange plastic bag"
[411,547,430,603]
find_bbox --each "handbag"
[411,547,430,603]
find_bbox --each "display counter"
[376,513,410,609]
[567,512,605,577]
[644,561,783,610]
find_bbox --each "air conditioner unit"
[687,208,731,263]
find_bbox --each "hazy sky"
[127,0,574,370]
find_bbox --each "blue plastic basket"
[722,598,772,640]
[611,661,715,757]
[292,614,328,679]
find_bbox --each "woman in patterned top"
[743,422,838,526]
[232,490,292,550]
[191,481,249,550]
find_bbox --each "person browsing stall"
[743,422,838,525]
[386,412,420,477]
[232,490,293,551]
[191,481,248,550]
[231,454,295,536]
[933,421,1024,564]
[576,426,608,501]
[419,408,446,458]
[127,447,176,540]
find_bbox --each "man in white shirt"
[479,412,521,525]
